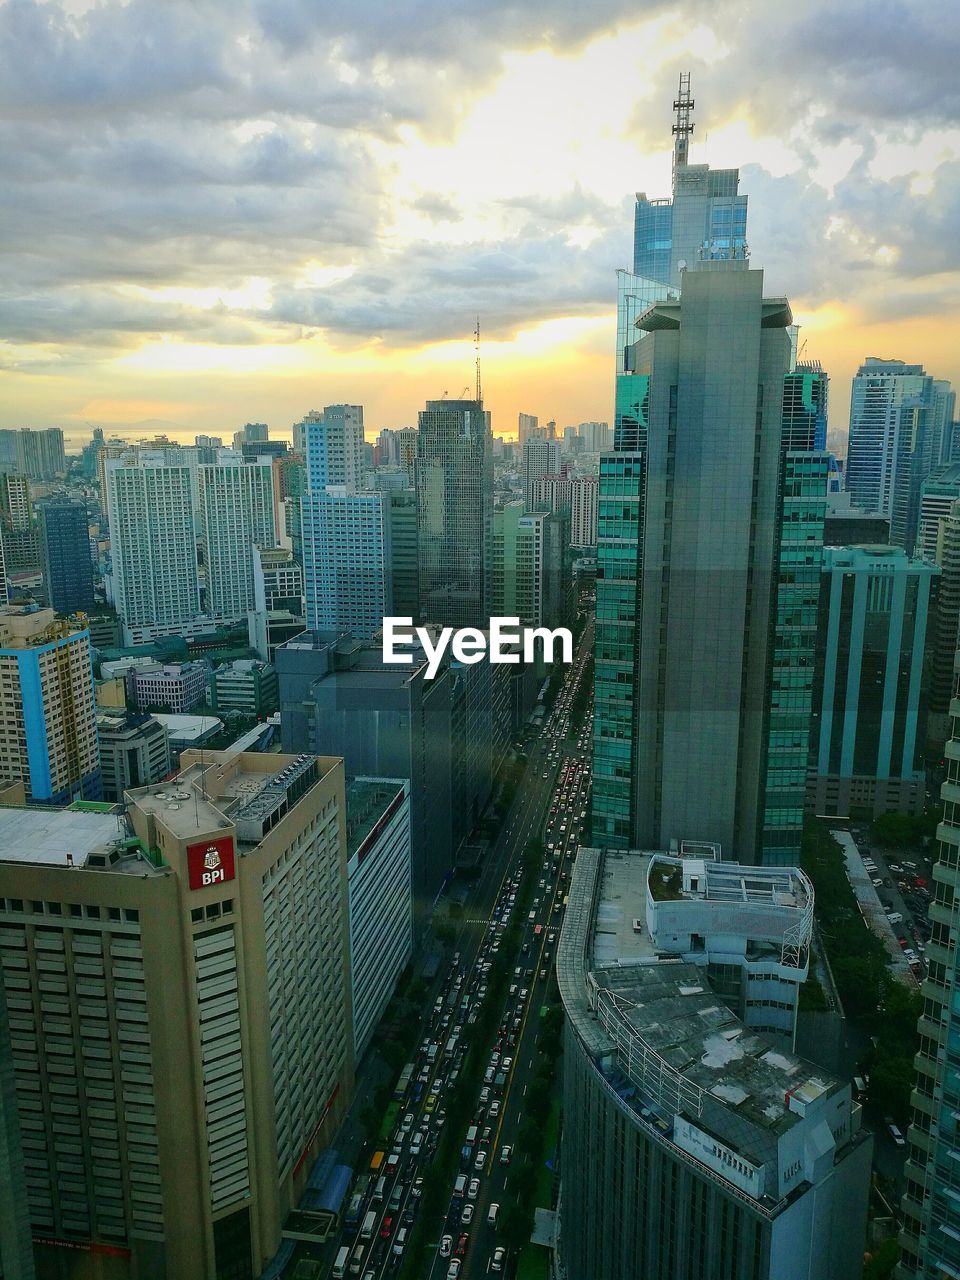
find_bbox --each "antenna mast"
[475,316,482,404]
[672,71,694,176]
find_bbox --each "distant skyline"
[2,0,959,443]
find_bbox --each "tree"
[863,1238,900,1279]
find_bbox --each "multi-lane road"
[321,628,593,1280]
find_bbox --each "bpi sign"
[187,836,236,891]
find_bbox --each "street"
[316,625,594,1280]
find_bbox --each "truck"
[369,1150,385,1174]
[333,1246,350,1279]
[394,1062,415,1102]
[426,1042,439,1063]
[360,1209,377,1241]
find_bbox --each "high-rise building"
[900,651,960,1276]
[633,73,749,290]
[13,428,65,481]
[593,262,793,861]
[761,449,830,865]
[373,476,419,619]
[38,499,94,616]
[917,462,960,565]
[577,421,611,452]
[592,451,644,843]
[489,502,570,635]
[782,362,829,452]
[302,405,365,493]
[95,709,171,801]
[345,778,412,1058]
[276,632,454,911]
[517,412,539,449]
[301,488,390,638]
[0,473,40,586]
[247,545,304,662]
[521,437,561,511]
[416,399,492,628]
[927,498,960,747]
[231,421,269,452]
[0,605,101,804]
[106,458,200,645]
[0,980,34,1280]
[570,475,599,549]
[197,454,277,625]
[558,845,872,1280]
[846,358,952,553]
[809,545,936,818]
[0,751,353,1279]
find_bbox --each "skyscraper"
[782,362,829,452]
[592,261,792,861]
[517,412,539,448]
[633,73,749,290]
[846,358,953,552]
[197,453,277,625]
[0,605,101,804]
[900,652,960,1276]
[416,399,492,628]
[38,499,94,616]
[13,428,65,482]
[106,458,200,644]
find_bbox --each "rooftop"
[345,777,407,858]
[559,848,843,1170]
[0,803,154,873]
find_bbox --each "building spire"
[672,71,694,175]
[475,315,482,403]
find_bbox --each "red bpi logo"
[187,836,235,890]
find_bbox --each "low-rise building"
[127,661,208,714]
[210,659,278,717]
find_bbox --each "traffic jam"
[331,647,594,1280]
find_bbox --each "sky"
[1,0,959,449]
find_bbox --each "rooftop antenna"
[475,316,482,404]
[672,71,694,176]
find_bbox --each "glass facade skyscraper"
[632,77,748,290]
[416,399,492,628]
[782,363,829,452]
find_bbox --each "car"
[386,1151,401,1174]
[446,1260,462,1280]
[502,1057,513,1071]
[886,1117,906,1146]
[461,1204,474,1225]
[474,1150,486,1170]
[489,1101,501,1118]
[411,1175,424,1200]
[425,1094,437,1114]
[468,1178,480,1200]
[479,1087,491,1105]
[492,1247,507,1272]
[456,1233,469,1257]
[439,1236,454,1260]
[499,1145,512,1166]
[380,1216,393,1239]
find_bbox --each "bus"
[344,1175,369,1228]
[393,1062,414,1102]
[369,1150,385,1173]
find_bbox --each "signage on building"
[187,834,236,890]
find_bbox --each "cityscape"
[1,5,959,1280]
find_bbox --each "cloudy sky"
[1,0,958,446]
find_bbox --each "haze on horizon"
[1,0,958,446]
